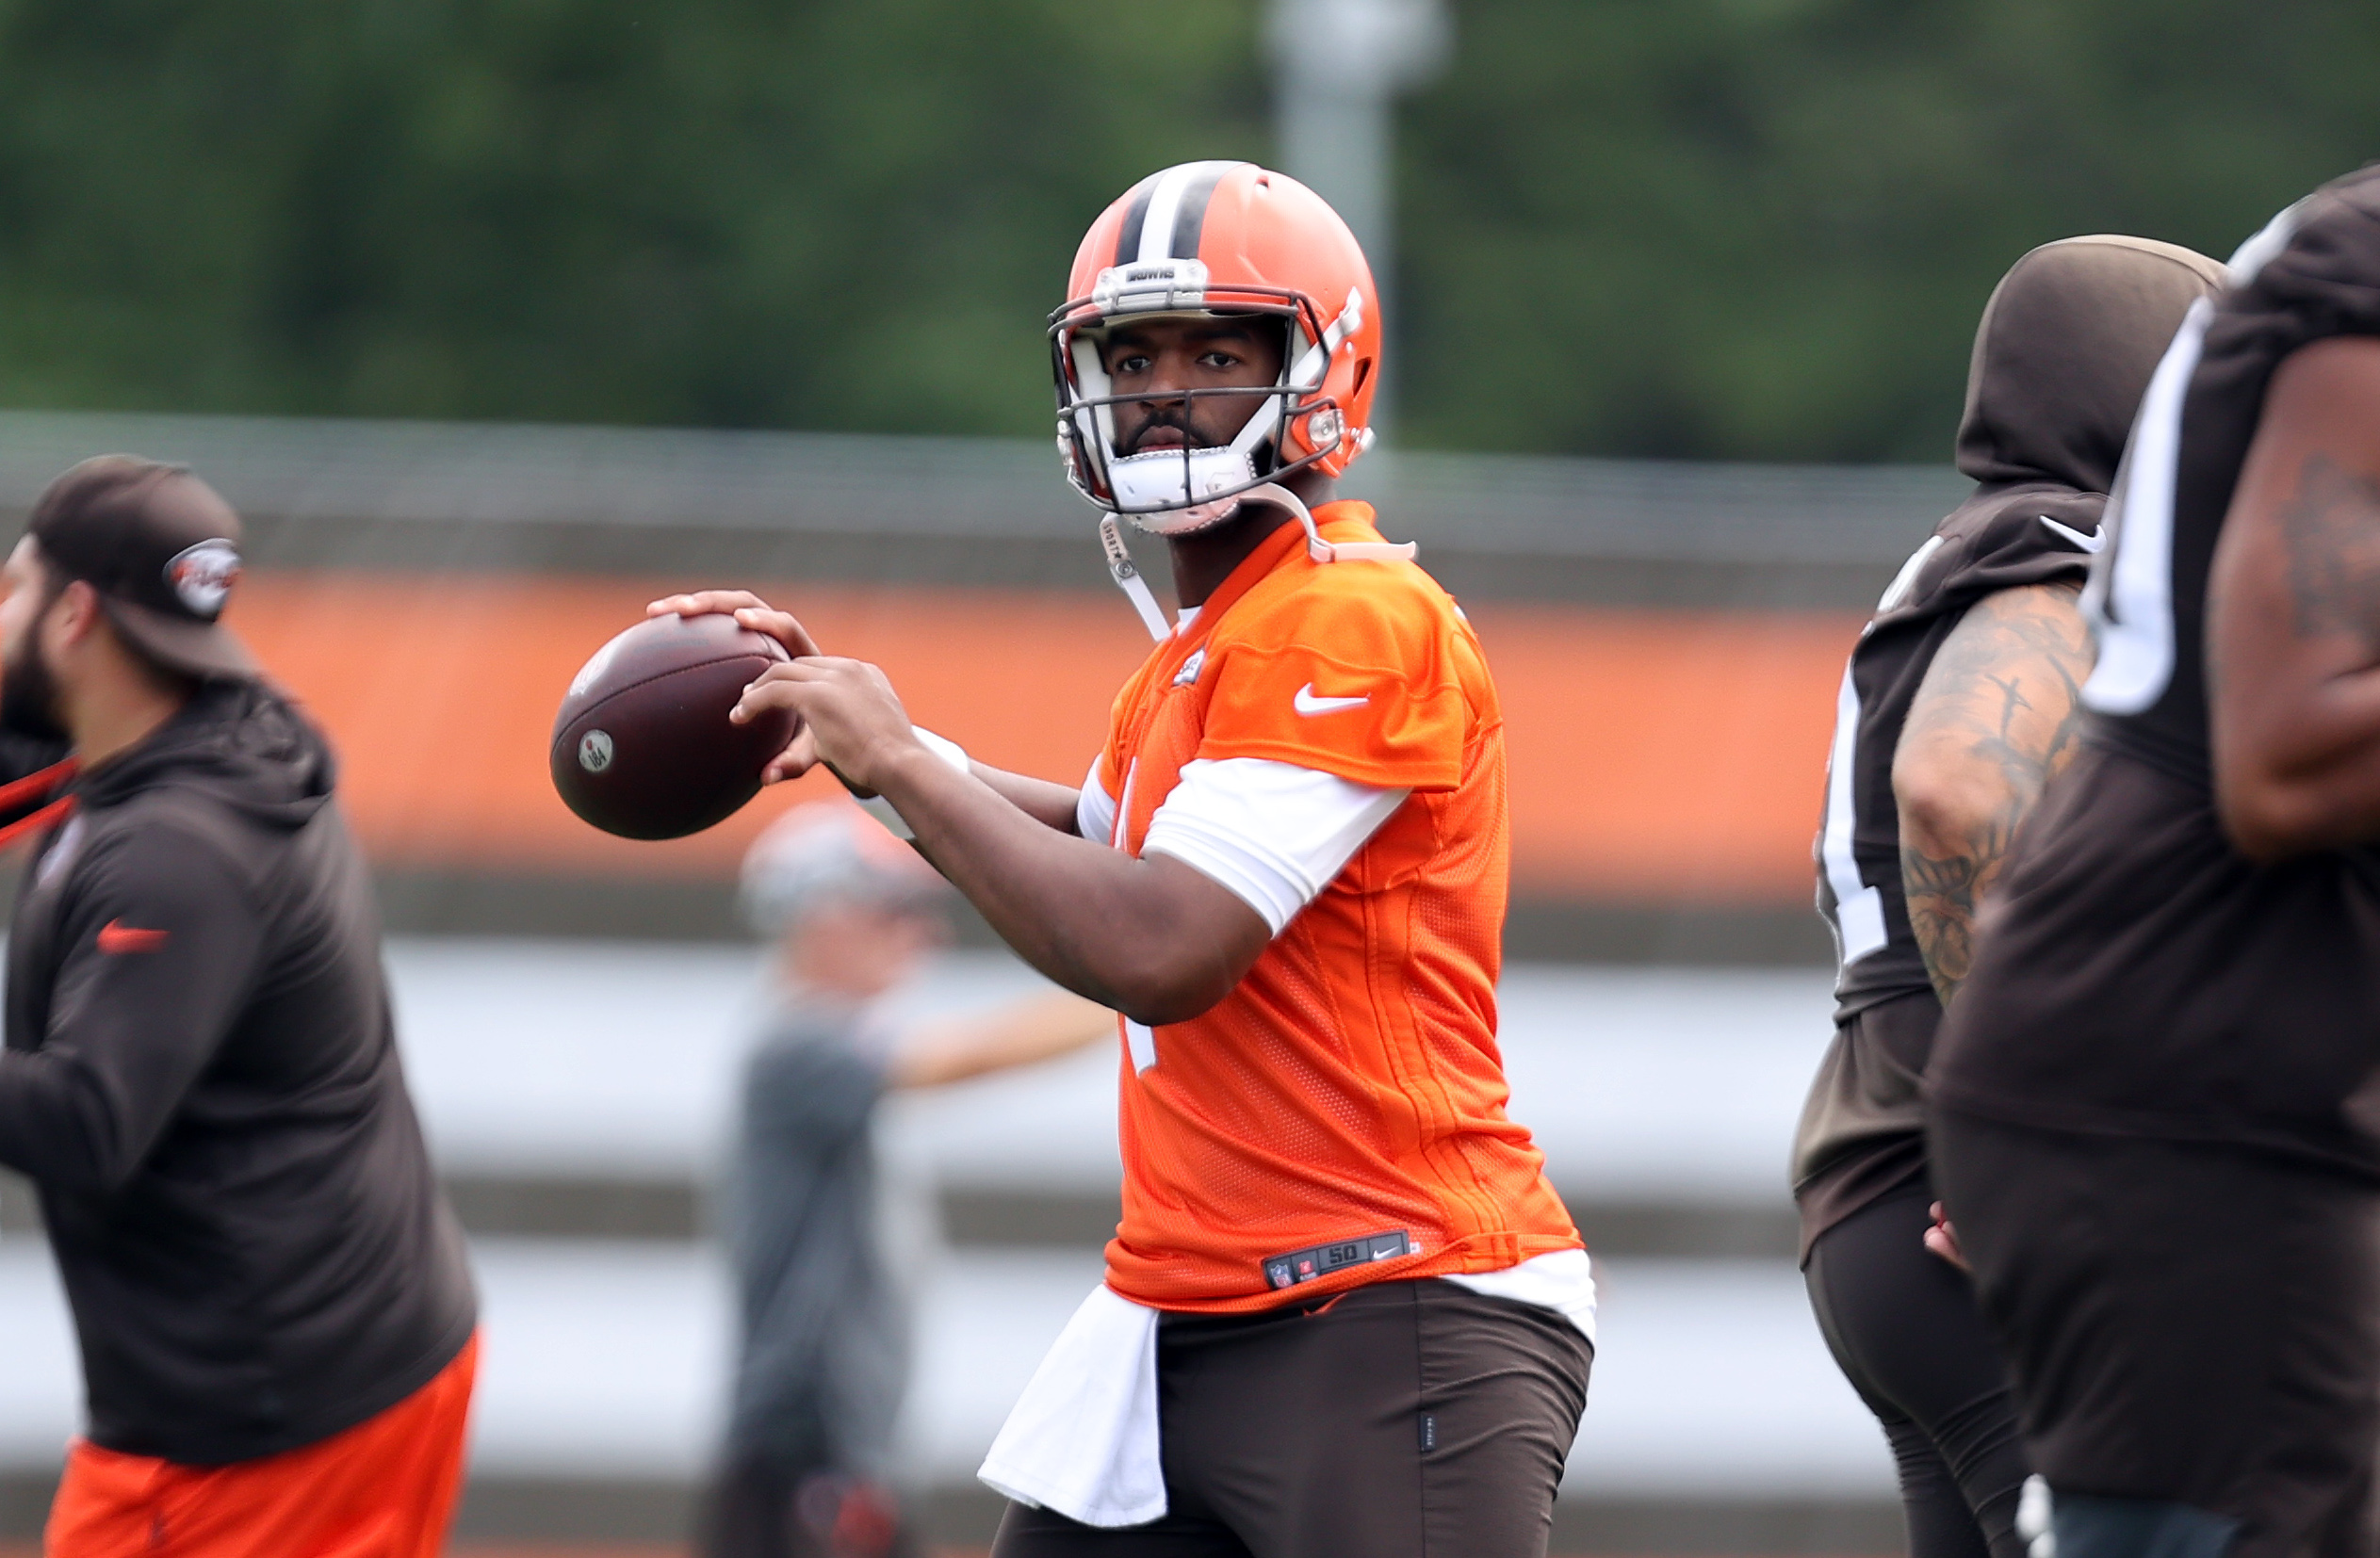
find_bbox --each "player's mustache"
[1125,414,1213,454]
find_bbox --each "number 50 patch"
[1263,1229,1415,1290]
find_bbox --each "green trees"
[1402,0,2380,460]
[0,0,1264,432]
[0,0,2365,462]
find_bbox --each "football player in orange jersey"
[654,161,1591,1558]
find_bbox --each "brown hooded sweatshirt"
[0,679,476,1463]
[1793,235,2227,1256]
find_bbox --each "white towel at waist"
[977,1283,1166,1528]
[1443,1246,1598,1346]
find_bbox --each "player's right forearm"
[967,762,1083,835]
[872,743,1267,1023]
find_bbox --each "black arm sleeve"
[0,826,264,1191]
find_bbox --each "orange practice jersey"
[1095,500,1579,1311]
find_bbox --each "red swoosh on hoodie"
[96,920,169,955]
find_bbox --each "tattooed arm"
[1892,582,2095,1004]
[2208,337,2380,861]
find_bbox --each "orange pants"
[45,1332,480,1558]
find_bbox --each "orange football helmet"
[1051,161,1382,537]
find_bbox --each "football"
[550,612,802,840]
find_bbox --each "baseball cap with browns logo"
[26,455,256,680]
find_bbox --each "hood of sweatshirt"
[77,678,334,830]
[1955,235,2230,494]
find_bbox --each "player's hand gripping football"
[646,591,923,793]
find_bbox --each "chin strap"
[1098,484,1420,644]
[1100,515,1172,642]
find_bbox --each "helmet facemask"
[1051,263,1363,536]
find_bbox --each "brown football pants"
[991,1277,1592,1558]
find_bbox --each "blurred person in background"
[0,457,478,1556]
[1932,168,2380,1558]
[703,799,1110,1558]
[1799,236,2225,1558]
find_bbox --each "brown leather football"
[550,612,800,840]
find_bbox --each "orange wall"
[235,574,1861,905]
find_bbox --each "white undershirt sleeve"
[1076,757,1117,846]
[1140,758,1409,935]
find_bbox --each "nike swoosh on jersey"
[96,919,169,955]
[2039,514,2109,553]
[1292,683,1369,716]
